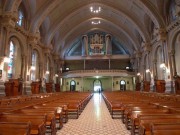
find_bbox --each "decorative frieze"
[15,26,28,36]
[167,19,180,32]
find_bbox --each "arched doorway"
[93,80,102,93]
[120,80,126,91]
[70,80,76,91]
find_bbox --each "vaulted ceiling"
[2,0,169,58]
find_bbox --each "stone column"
[39,62,43,80]
[112,76,114,91]
[109,59,111,69]
[170,50,177,77]
[82,35,88,56]
[84,59,86,70]
[153,59,158,80]
[105,34,112,55]
[135,52,142,73]
[157,28,167,64]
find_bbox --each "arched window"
[31,50,39,81]
[17,9,24,26]
[17,3,27,29]
[8,39,22,79]
[8,41,15,78]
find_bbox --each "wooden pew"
[155,80,166,93]
[10,109,57,135]
[55,84,60,92]
[129,109,171,134]
[150,123,180,135]
[143,81,150,92]
[175,76,180,94]
[138,115,180,135]
[46,82,53,93]
[31,81,41,94]
[0,122,31,135]
[0,114,47,135]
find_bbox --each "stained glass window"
[17,10,24,26]
[8,41,15,78]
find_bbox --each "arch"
[58,28,134,58]
[29,0,60,33]
[58,19,139,57]
[45,3,150,45]
[168,26,180,51]
[3,0,22,12]
[136,0,165,28]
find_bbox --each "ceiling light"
[91,20,101,25]
[160,63,166,68]
[31,66,36,71]
[90,6,101,13]
[46,71,49,74]
[4,57,10,63]
[146,69,150,73]
[137,73,141,76]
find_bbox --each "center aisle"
[57,93,130,135]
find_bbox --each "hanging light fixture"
[90,6,101,13]
[91,20,101,25]
[4,57,10,63]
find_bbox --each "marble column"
[170,50,177,77]
[153,59,158,80]
[105,34,112,55]
[82,35,88,56]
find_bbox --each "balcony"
[60,69,135,78]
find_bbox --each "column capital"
[134,51,142,58]
[153,59,157,63]
[142,42,151,52]
[43,47,51,55]
[157,28,167,41]
[169,50,175,56]
[1,12,18,28]
[53,54,60,61]
[28,33,40,45]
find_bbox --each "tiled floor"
[56,93,130,135]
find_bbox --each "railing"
[61,69,135,77]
